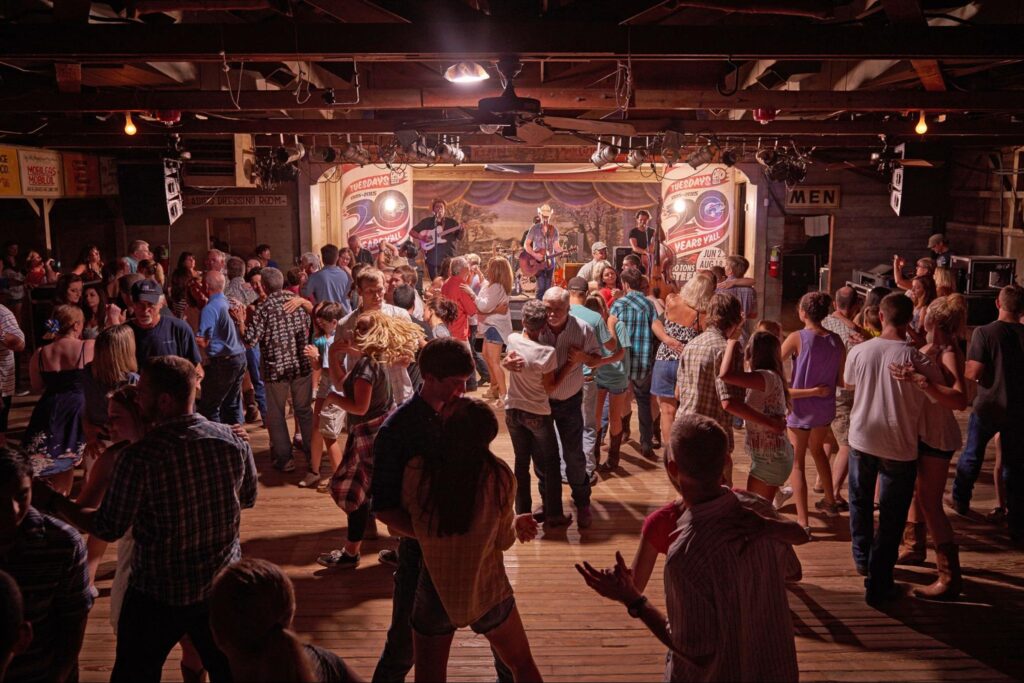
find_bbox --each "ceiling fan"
[400,57,637,145]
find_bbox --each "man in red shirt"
[440,256,480,389]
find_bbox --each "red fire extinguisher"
[768,246,781,278]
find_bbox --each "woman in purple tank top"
[781,292,846,534]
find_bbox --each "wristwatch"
[626,595,648,618]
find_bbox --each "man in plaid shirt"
[35,356,257,682]
[609,267,658,458]
[677,292,772,485]
[239,266,314,472]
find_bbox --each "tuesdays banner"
[341,165,412,252]
[660,163,734,283]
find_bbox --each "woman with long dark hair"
[400,397,541,682]
[71,244,104,282]
[169,252,198,319]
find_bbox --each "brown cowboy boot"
[621,414,632,442]
[600,432,623,471]
[897,522,927,565]
[913,542,962,600]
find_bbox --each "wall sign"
[18,148,62,197]
[99,157,119,196]
[785,185,841,209]
[661,163,735,283]
[183,193,289,208]
[342,165,412,252]
[0,146,21,196]
[62,152,102,197]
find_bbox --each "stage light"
[322,88,336,106]
[339,142,371,165]
[124,112,137,136]
[720,148,737,167]
[915,110,928,135]
[672,198,686,213]
[626,148,648,169]
[661,145,679,167]
[275,143,305,165]
[591,140,619,169]
[444,62,490,84]
[479,124,502,135]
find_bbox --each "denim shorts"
[411,567,515,637]
[483,326,506,345]
[596,382,627,395]
[650,358,679,398]
[748,441,795,487]
[318,400,345,440]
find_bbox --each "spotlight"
[434,140,465,165]
[753,108,777,125]
[444,62,490,84]
[686,140,718,168]
[339,142,371,165]
[661,145,679,167]
[915,110,928,135]
[591,140,620,169]
[720,148,737,167]
[275,142,305,165]
[124,112,137,136]
[313,146,338,163]
[479,124,502,135]
[626,148,648,169]
[322,88,336,106]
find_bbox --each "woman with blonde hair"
[933,267,956,298]
[24,304,94,493]
[476,257,514,404]
[210,558,360,683]
[650,273,715,449]
[81,324,139,469]
[892,294,969,599]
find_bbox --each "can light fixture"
[444,62,490,84]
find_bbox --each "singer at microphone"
[409,197,464,281]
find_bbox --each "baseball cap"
[591,241,608,255]
[131,278,162,304]
[567,277,589,292]
[927,233,946,249]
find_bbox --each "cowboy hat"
[537,204,554,218]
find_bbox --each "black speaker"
[965,294,998,327]
[890,162,942,216]
[117,159,183,226]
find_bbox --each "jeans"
[469,325,490,384]
[373,538,512,683]
[347,502,371,543]
[551,391,591,508]
[535,268,553,300]
[953,412,1024,537]
[630,368,655,451]
[848,449,917,596]
[265,373,313,468]
[581,380,598,475]
[112,587,232,683]
[197,353,246,425]
[245,347,267,418]
[505,408,563,517]
[425,251,444,281]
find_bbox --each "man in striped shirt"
[538,287,603,529]
[577,415,805,682]
[609,267,658,458]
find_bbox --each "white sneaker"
[774,485,794,510]
[298,472,320,488]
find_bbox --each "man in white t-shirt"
[844,293,948,605]
[503,299,575,528]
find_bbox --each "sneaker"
[986,506,1007,524]
[588,471,599,487]
[292,433,303,450]
[531,507,546,523]
[316,478,331,493]
[774,485,793,510]
[273,460,296,473]
[378,549,398,567]
[317,550,360,569]
[577,506,593,529]
[298,472,320,488]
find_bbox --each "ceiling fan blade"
[541,117,637,137]
[516,121,555,145]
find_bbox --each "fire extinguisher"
[768,246,781,278]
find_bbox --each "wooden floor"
[8,393,1024,682]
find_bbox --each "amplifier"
[965,294,999,327]
[851,264,892,289]
[951,255,1016,294]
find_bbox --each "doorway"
[208,217,256,257]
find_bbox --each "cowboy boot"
[897,522,927,565]
[621,414,632,442]
[913,542,962,600]
[591,427,604,469]
[600,432,623,471]
[652,413,662,449]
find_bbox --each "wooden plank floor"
[8,393,1024,682]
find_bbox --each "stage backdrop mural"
[341,164,413,252]
[411,179,660,261]
[661,163,736,283]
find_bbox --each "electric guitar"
[416,222,463,252]
[518,245,578,278]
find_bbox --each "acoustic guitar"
[518,245,578,278]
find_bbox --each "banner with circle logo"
[341,164,412,253]
[660,164,735,283]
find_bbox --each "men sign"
[785,185,841,209]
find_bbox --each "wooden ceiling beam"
[4,23,1024,61]
[8,88,1024,113]
[881,0,947,91]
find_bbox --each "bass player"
[409,197,463,280]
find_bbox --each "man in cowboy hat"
[524,204,561,299]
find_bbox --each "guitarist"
[523,204,560,299]
[628,209,657,273]
[409,198,463,281]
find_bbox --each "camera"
[48,259,61,271]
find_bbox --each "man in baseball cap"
[927,233,953,269]
[578,241,611,283]
[128,278,202,371]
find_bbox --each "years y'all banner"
[660,164,735,283]
[341,164,412,252]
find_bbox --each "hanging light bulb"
[124,112,137,136]
[915,110,928,135]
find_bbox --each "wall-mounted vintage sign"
[183,193,289,208]
[62,152,102,197]
[785,185,841,209]
[0,146,22,196]
[18,148,62,197]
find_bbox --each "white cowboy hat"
[537,204,554,218]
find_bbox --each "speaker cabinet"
[890,161,942,217]
[117,159,183,226]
